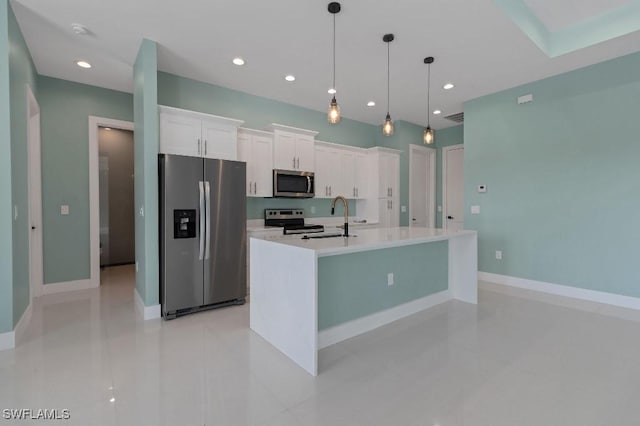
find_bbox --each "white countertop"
[250,227,477,257]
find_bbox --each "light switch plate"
[471,205,480,214]
[60,205,70,215]
[401,205,407,213]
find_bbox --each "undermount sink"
[301,234,356,239]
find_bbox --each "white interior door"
[27,86,43,299]
[410,145,435,228]
[443,145,464,231]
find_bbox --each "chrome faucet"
[330,195,349,237]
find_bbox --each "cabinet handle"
[254,182,257,194]
[293,157,296,168]
[356,187,359,197]
[249,182,252,194]
[296,157,299,169]
[204,140,207,156]
[325,186,328,196]
[198,138,201,155]
[329,186,332,196]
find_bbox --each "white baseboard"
[14,301,32,345]
[0,330,15,351]
[42,279,95,295]
[0,301,32,351]
[318,290,452,349]
[478,272,640,311]
[134,288,161,320]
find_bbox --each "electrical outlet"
[139,206,144,217]
[135,261,139,273]
[471,205,480,214]
[60,205,70,215]
[495,250,503,260]
[437,205,442,212]
[14,205,18,220]
[387,273,394,286]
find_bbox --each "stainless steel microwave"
[273,169,315,198]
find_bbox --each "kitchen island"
[249,227,477,375]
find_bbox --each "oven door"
[273,170,314,198]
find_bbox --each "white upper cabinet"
[315,143,342,198]
[268,124,318,172]
[370,147,400,200]
[237,128,273,197]
[159,106,244,160]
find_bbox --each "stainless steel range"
[264,209,325,235]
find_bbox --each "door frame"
[442,144,464,230]
[26,85,43,299]
[408,144,436,228]
[88,117,134,287]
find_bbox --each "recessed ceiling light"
[109,397,115,403]
[232,57,245,66]
[433,110,441,115]
[285,75,296,82]
[443,83,454,90]
[367,101,376,107]
[76,60,92,69]
[328,88,336,94]
[71,23,90,35]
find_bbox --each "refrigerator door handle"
[199,181,205,260]
[204,181,211,260]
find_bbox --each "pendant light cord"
[387,40,390,115]
[332,14,336,92]
[427,63,430,127]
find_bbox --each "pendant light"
[327,2,341,124]
[382,33,394,136]
[423,56,435,144]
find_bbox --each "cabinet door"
[273,133,297,170]
[202,119,237,161]
[237,133,252,196]
[295,135,315,172]
[340,150,356,198]
[159,112,202,157]
[388,153,400,200]
[252,135,273,197]
[314,146,331,198]
[354,152,368,199]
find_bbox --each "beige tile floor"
[1,264,640,425]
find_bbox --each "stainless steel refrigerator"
[159,154,246,319]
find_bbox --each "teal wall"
[0,0,13,333]
[133,40,159,306]
[157,72,377,220]
[464,50,640,297]
[318,241,448,330]
[39,77,133,284]
[375,121,464,227]
[8,0,37,327]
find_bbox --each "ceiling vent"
[444,112,464,123]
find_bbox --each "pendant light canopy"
[327,2,341,124]
[423,56,435,145]
[382,33,394,136]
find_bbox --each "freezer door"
[203,159,247,305]
[159,154,204,316]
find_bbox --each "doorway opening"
[98,127,135,269]
[409,145,436,228]
[442,144,464,231]
[88,117,134,288]
[27,85,43,300]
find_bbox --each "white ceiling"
[11,0,640,129]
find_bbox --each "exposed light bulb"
[423,126,434,145]
[383,114,394,136]
[328,97,341,124]
[328,88,336,94]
